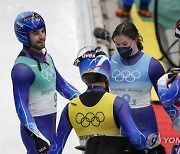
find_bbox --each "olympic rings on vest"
[112,70,141,82]
[76,112,105,127]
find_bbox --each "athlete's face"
[114,35,138,56]
[29,27,46,53]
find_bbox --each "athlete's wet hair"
[112,22,143,50]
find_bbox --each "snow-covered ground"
[0,0,96,153]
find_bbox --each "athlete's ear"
[135,38,138,44]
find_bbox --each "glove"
[34,137,49,154]
[24,126,49,154]
[171,144,180,154]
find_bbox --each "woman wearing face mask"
[109,22,166,154]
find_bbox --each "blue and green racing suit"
[11,46,80,154]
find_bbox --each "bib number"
[122,94,136,105]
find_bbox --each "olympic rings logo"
[112,70,141,82]
[41,64,56,81]
[76,112,105,127]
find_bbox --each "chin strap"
[28,47,49,71]
[28,48,42,71]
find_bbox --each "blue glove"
[171,144,180,154]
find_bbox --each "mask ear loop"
[130,41,135,49]
[129,40,137,55]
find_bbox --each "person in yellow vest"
[48,46,150,154]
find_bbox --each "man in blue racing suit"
[11,11,80,154]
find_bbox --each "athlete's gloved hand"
[24,126,49,154]
[34,137,49,154]
[171,144,180,154]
